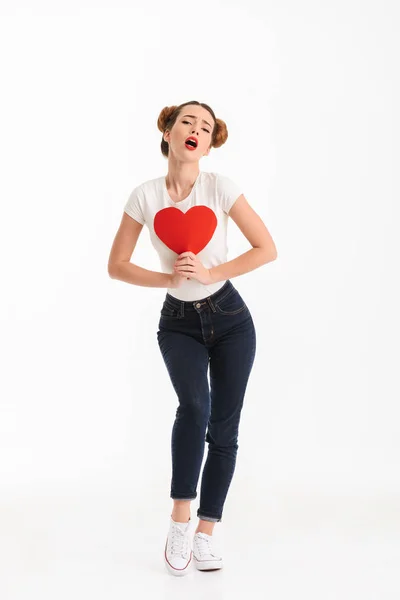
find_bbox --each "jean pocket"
[160,300,180,319]
[214,290,247,315]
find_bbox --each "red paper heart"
[154,205,217,255]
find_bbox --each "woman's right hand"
[168,270,187,288]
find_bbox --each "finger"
[176,255,193,262]
[176,260,193,267]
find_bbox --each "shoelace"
[170,524,190,559]
[194,533,216,557]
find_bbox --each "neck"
[165,162,200,195]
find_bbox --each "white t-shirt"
[123,170,243,301]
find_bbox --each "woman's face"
[164,105,214,160]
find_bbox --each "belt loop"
[207,296,217,313]
[180,300,184,317]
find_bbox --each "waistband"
[165,279,235,313]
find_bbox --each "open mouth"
[184,137,198,150]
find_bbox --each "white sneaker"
[164,517,193,576]
[193,531,223,571]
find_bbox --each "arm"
[108,212,172,288]
[210,194,277,284]
[110,262,172,288]
[209,247,274,284]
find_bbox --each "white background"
[1,0,399,597]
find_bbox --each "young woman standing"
[108,100,277,576]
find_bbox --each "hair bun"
[157,106,178,133]
[212,118,228,148]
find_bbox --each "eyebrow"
[182,114,213,130]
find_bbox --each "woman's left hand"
[174,251,213,285]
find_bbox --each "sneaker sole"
[193,556,223,571]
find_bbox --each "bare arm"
[209,193,277,283]
[110,261,172,288]
[210,247,274,284]
[108,212,171,288]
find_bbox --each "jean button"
[196,302,201,308]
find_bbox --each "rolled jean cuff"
[171,496,197,501]
[197,512,222,523]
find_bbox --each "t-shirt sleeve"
[123,186,145,225]
[217,173,243,215]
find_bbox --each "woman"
[108,100,277,576]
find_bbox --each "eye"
[182,120,210,134]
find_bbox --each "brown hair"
[157,100,228,158]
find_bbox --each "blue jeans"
[156,279,256,522]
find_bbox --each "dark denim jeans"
[156,279,256,522]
